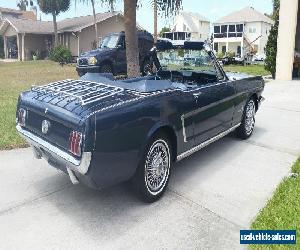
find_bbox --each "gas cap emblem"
[42,120,51,134]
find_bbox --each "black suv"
[76,31,154,76]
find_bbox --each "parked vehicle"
[76,31,154,76]
[16,41,265,202]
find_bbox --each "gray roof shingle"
[5,17,53,34]
[1,11,122,34]
[215,7,274,24]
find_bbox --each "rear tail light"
[69,131,83,157]
[18,108,26,126]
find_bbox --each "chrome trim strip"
[177,123,241,162]
[181,115,187,143]
[16,125,92,175]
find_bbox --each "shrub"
[216,52,225,59]
[49,45,72,63]
[0,36,4,58]
[265,0,280,79]
[226,51,236,58]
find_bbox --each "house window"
[214,43,219,52]
[222,46,226,54]
[214,26,220,33]
[221,25,228,33]
[249,27,257,33]
[237,46,241,56]
[229,25,236,32]
[236,24,244,32]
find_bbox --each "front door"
[182,50,236,146]
[192,81,236,145]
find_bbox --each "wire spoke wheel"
[245,100,256,135]
[144,140,170,196]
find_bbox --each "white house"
[162,11,210,45]
[213,7,273,58]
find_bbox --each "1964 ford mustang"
[16,41,264,202]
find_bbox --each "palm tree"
[124,0,182,77]
[37,0,71,46]
[153,0,158,43]
[75,0,115,48]
[17,0,33,11]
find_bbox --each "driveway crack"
[167,188,246,229]
[0,183,72,216]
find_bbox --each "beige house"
[0,11,126,61]
[162,11,210,45]
[213,7,273,58]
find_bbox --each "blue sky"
[0,0,273,32]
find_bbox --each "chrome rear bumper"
[16,125,91,175]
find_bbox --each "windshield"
[157,49,217,74]
[100,35,119,49]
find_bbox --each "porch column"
[21,33,25,61]
[276,0,299,80]
[3,36,7,58]
[77,32,80,57]
[17,34,21,61]
[241,39,244,58]
[226,42,229,54]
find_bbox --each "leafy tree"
[159,26,170,37]
[37,0,71,46]
[265,0,280,78]
[17,0,33,11]
[124,0,182,77]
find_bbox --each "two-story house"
[213,7,274,58]
[162,11,210,45]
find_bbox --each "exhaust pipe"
[67,167,80,185]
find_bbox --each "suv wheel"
[100,64,113,74]
[132,134,172,203]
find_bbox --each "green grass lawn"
[224,64,271,76]
[251,158,300,249]
[0,60,78,150]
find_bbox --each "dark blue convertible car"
[16,41,264,202]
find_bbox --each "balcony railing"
[214,32,243,39]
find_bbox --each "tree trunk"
[110,0,114,12]
[52,12,58,46]
[153,0,158,44]
[124,0,140,78]
[91,0,98,43]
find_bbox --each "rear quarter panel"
[87,90,186,188]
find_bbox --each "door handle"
[193,92,202,99]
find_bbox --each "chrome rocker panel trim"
[16,125,92,175]
[177,123,241,162]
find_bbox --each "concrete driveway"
[0,81,299,249]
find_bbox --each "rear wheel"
[236,98,256,139]
[132,134,172,203]
[100,64,113,74]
